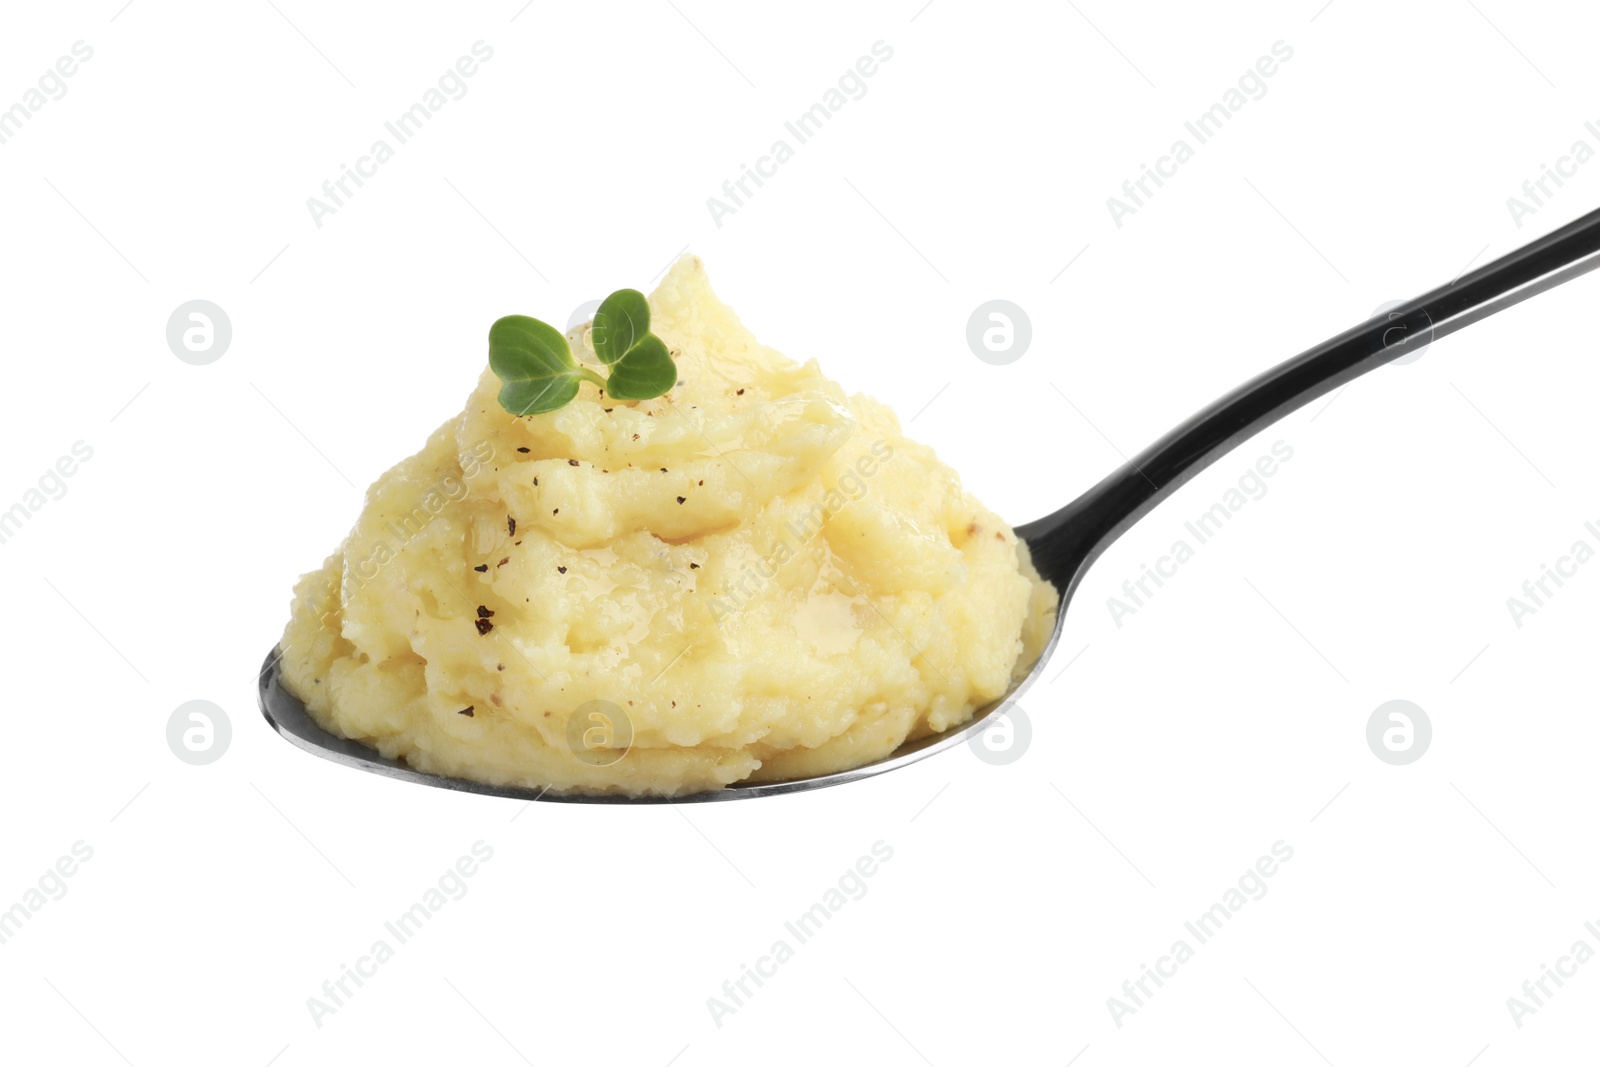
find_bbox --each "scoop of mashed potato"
[278,258,1058,797]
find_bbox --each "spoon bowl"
[259,203,1600,802]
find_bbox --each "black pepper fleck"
[508,516,517,537]
[474,618,494,635]
[458,706,475,717]
[474,564,488,573]
[558,566,567,574]
[676,496,686,504]
[517,447,531,454]
[477,605,494,618]
[689,563,699,569]
[568,459,579,466]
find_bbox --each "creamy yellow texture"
[278,258,1058,796]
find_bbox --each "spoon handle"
[1020,204,1600,592]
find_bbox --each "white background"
[1,0,1597,1063]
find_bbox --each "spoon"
[260,204,1600,803]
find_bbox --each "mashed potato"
[278,258,1058,797]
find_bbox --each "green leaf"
[488,315,600,416]
[604,334,677,400]
[591,289,651,367]
[487,288,677,416]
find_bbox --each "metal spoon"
[260,205,1600,803]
